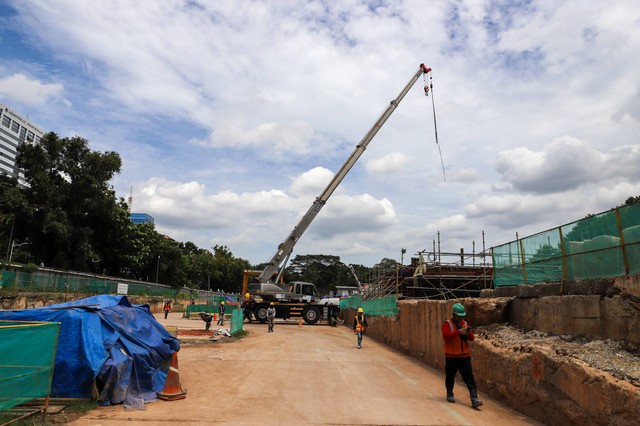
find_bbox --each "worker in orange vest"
[353,308,368,349]
[442,302,483,408]
[163,299,171,319]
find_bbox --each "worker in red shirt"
[163,299,171,319]
[442,302,483,408]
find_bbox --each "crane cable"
[424,72,446,182]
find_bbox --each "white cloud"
[210,116,314,154]
[447,167,483,183]
[496,137,640,194]
[0,73,64,106]
[365,152,410,174]
[4,0,640,267]
[289,167,333,197]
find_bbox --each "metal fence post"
[616,208,629,276]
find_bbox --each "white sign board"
[117,283,129,295]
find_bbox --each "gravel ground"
[478,324,640,387]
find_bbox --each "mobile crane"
[243,63,432,324]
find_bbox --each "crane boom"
[258,63,432,283]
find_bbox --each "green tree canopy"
[285,254,354,295]
[15,133,124,269]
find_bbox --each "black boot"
[470,390,483,408]
[446,393,455,403]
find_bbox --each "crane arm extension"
[258,64,431,283]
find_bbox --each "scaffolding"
[362,232,493,301]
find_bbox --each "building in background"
[0,103,45,187]
[129,213,154,225]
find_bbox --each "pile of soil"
[480,324,640,387]
[177,329,211,336]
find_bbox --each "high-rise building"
[0,102,45,186]
[129,213,155,225]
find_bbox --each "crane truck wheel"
[302,306,320,325]
[254,305,268,323]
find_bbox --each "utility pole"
[155,255,160,283]
[9,240,30,263]
[5,215,14,262]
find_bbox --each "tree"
[209,245,251,293]
[0,175,28,261]
[16,133,124,269]
[285,254,354,295]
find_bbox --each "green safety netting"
[340,295,398,316]
[0,270,179,298]
[0,321,59,412]
[617,202,640,275]
[229,310,244,335]
[493,202,640,286]
[185,297,240,318]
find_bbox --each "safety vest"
[355,315,366,332]
[442,319,471,357]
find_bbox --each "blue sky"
[1,0,639,267]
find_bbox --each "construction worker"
[200,312,213,331]
[243,292,253,323]
[266,302,276,332]
[442,302,483,408]
[217,300,226,326]
[353,307,368,349]
[163,299,171,319]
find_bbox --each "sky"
[1,0,639,268]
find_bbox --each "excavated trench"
[343,275,640,426]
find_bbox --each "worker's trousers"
[444,356,477,397]
[267,317,274,332]
[217,315,224,326]
[356,331,363,347]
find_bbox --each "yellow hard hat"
[357,307,363,313]
[221,301,225,305]
[245,293,251,299]
[270,302,274,306]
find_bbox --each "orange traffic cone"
[157,352,187,401]
[214,313,218,322]
[298,318,303,328]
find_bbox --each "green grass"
[232,328,251,338]
[0,400,99,425]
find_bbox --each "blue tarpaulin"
[0,295,179,405]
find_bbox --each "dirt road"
[70,314,539,425]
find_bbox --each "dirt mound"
[480,324,640,388]
[178,329,211,336]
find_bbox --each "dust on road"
[70,314,539,425]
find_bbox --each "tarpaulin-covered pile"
[0,295,179,405]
